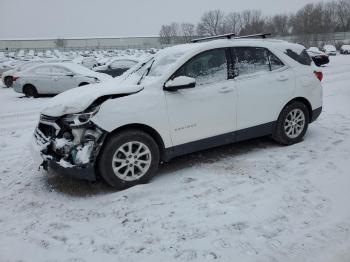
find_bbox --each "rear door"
[232,47,295,134]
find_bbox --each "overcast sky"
[0,0,331,39]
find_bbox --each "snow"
[41,80,142,117]
[1,55,350,261]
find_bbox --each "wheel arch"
[283,97,313,122]
[105,123,167,161]
[23,83,37,93]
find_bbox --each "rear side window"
[267,50,285,71]
[34,66,52,75]
[285,49,312,66]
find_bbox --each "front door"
[164,48,237,149]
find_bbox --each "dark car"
[307,48,329,67]
[93,58,138,77]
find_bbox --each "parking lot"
[0,55,350,261]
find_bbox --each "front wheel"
[97,130,160,190]
[273,101,310,145]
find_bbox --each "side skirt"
[164,121,275,162]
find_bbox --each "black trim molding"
[164,121,275,161]
[311,107,322,123]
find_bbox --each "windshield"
[122,49,187,85]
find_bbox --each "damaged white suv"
[34,35,323,189]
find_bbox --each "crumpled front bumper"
[33,122,105,182]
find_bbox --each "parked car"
[93,58,139,77]
[13,62,112,97]
[2,59,72,88]
[33,36,323,189]
[2,60,44,87]
[0,59,21,77]
[307,49,329,67]
[323,45,337,56]
[81,57,98,69]
[340,45,350,54]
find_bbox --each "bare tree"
[240,10,265,35]
[197,10,226,36]
[181,23,196,43]
[159,22,180,44]
[334,0,350,31]
[224,12,242,35]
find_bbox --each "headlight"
[62,106,100,127]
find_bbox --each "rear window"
[285,49,312,66]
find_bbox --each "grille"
[38,123,57,138]
[38,114,61,137]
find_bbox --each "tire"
[23,84,39,98]
[97,129,160,190]
[4,76,13,88]
[272,101,310,145]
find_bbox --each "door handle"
[219,86,234,93]
[277,75,289,81]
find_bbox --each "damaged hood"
[41,79,143,117]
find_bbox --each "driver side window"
[175,49,228,86]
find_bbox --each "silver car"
[13,62,112,97]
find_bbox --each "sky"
[0,0,331,39]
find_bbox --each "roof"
[158,38,305,60]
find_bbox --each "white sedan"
[13,62,112,97]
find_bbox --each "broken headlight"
[62,106,100,127]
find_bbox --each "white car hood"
[41,79,143,117]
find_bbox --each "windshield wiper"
[137,59,155,85]
[130,57,154,76]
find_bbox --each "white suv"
[34,36,323,189]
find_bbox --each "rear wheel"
[97,130,160,190]
[273,101,310,145]
[4,76,13,88]
[23,84,38,98]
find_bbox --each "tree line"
[159,0,350,46]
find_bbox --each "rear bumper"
[311,107,322,123]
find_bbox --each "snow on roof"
[29,62,96,75]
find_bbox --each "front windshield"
[122,49,187,85]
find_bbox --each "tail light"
[12,76,19,81]
[314,71,323,81]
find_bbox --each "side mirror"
[164,76,196,92]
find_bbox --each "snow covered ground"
[0,55,350,262]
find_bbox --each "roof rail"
[191,33,272,43]
[233,33,272,39]
[191,33,236,43]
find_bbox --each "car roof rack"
[234,33,272,39]
[191,33,236,43]
[191,33,271,43]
